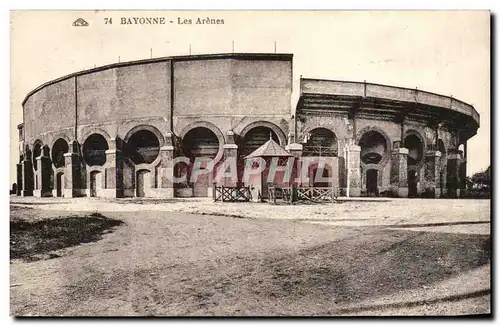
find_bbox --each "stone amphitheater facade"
[15,53,479,198]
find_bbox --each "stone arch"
[32,139,44,170]
[123,124,165,147]
[356,126,392,169]
[302,127,339,157]
[179,121,225,145]
[82,133,109,167]
[404,129,426,168]
[123,125,165,165]
[51,138,69,168]
[49,132,72,147]
[178,121,225,164]
[49,133,72,157]
[301,123,344,146]
[239,121,287,147]
[79,127,112,148]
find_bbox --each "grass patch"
[10,212,124,262]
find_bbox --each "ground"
[9,197,491,317]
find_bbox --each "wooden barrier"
[213,185,251,202]
[268,184,337,204]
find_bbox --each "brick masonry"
[17,53,476,198]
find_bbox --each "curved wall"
[23,54,293,148]
[18,53,476,199]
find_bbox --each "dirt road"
[10,199,491,316]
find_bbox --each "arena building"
[15,53,479,199]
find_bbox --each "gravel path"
[9,198,491,316]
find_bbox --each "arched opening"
[359,130,388,165]
[404,134,424,167]
[52,139,69,168]
[183,127,220,159]
[83,134,109,166]
[239,126,281,186]
[404,134,424,197]
[182,127,220,197]
[241,126,280,158]
[303,128,338,157]
[90,171,102,197]
[126,130,160,165]
[32,143,42,171]
[32,143,42,190]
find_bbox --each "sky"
[9,10,490,184]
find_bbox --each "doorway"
[408,170,418,197]
[56,172,64,197]
[136,169,151,197]
[366,169,378,196]
[193,169,210,197]
[90,171,102,197]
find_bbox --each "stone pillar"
[102,138,123,198]
[423,150,441,198]
[285,143,303,188]
[16,163,23,196]
[390,141,408,198]
[346,144,361,197]
[34,148,52,197]
[459,157,467,198]
[446,150,461,199]
[21,148,34,197]
[221,143,238,187]
[63,141,83,198]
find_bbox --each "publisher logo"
[72,18,89,27]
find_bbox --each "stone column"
[16,163,23,196]
[34,147,52,197]
[102,138,123,198]
[147,132,175,198]
[423,150,441,198]
[459,156,467,198]
[221,143,238,187]
[285,143,303,189]
[346,144,361,197]
[63,141,83,198]
[21,148,34,197]
[390,141,409,198]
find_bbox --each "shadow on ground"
[59,227,490,316]
[10,213,124,262]
[250,230,491,308]
[202,230,488,315]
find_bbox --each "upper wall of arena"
[21,53,293,146]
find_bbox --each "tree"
[471,166,491,189]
